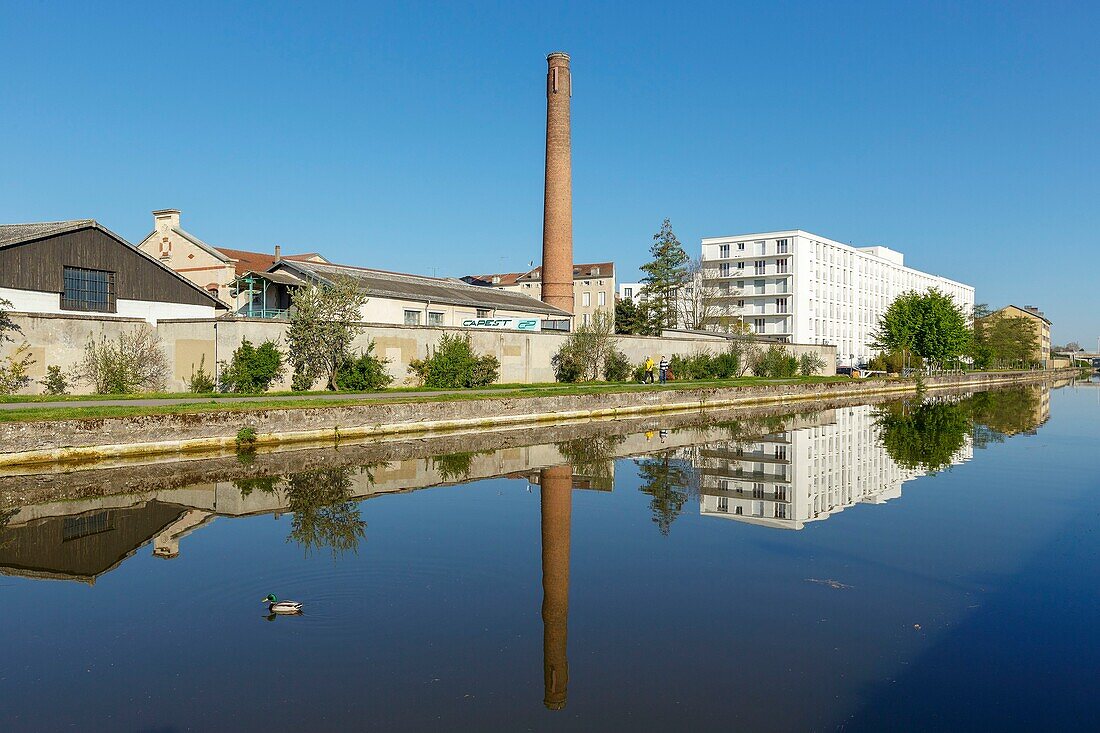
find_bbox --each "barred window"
[62,266,116,313]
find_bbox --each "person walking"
[658,355,669,384]
[643,356,655,384]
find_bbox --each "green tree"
[614,297,638,334]
[408,332,500,388]
[872,288,971,370]
[876,399,971,473]
[0,297,19,344]
[636,451,692,535]
[335,340,393,391]
[552,309,625,382]
[639,218,690,334]
[978,313,1039,368]
[286,276,369,390]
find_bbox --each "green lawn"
[0,376,854,423]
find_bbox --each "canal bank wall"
[0,369,1077,469]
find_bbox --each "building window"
[777,259,788,274]
[776,298,788,313]
[404,310,421,325]
[738,242,746,251]
[476,308,490,318]
[582,292,591,307]
[753,483,765,498]
[737,262,745,270]
[598,291,606,307]
[775,504,788,519]
[755,260,766,275]
[719,244,730,258]
[62,266,116,313]
[737,299,745,308]
[624,287,633,299]
[777,238,789,254]
[754,318,766,333]
[717,496,729,513]
[719,262,730,277]
[428,311,445,326]
[581,313,589,326]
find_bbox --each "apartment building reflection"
[696,404,975,529]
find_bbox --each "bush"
[187,355,216,393]
[335,341,393,391]
[0,343,35,395]
[74,325,168,394]
[552,310,620,382]
[408,333,499,388]
[751,344,799,378]
[799,352,827,377]
[236,426,258,447]
[868,350,906,373]
[38,365,69,395]
[220,339,283,393]
[664,347,740,381]
[602,348,631,382]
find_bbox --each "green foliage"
[187,355,216,393]
[286,276,369,390]
[0,343,35,395]
[973,311,1041,368]
[552,310,621,382]
[556,434,626,491]
[236,426,258,447]
[408,333,500,388]
[876,400,970,473]
[799,352,827,377]
[602,348,631,381]
[284,466,366,558]
[219,339,284,393]
[233,474,282,497]
[74,325,168,394]
[639,218,690,334]
[868,350,907,373]
[614,297,639,334]
[0,297,20,345]
[751,344,799,378]
[872,288,971,367]
[334,340,393,391]
[38,365,69,395]
[432,451,489,482]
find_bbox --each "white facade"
[700,230,975,365]
[618,282,645,303]
[697,404,973,529]
[0,286,219,325]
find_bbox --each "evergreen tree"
[614,297,638,334]
[639,219,690,334]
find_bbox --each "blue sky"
[1,1,1097,344]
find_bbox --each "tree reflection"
[635,452,692,536]
[431,451,490,483]
[232,475,282,497]
[555,435,625,491]
[284,466,366,558]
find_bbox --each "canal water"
[1,381,1098,731]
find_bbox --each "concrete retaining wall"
[4,313,837,394]
[0,369,1074,467]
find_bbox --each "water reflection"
[0,384,1066,724]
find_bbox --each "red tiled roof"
[215,248,325,275]
[466,262,614,285]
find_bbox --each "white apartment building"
[696,404,973,529]
[700,230,975,365]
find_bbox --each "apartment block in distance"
[700,230,974,365]
[464,262,614,327]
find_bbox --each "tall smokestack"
[541,52,573,314]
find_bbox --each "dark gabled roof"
[0,219,229,310]
[0,220,97,248]
[273,260,572,317]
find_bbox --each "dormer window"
[492,276,501,284]
[592,266,600,276]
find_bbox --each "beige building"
[135,209,325,313]
[981,305,1052,367]
[464,262,615,327]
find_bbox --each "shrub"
[74,325,168,394]
[602,348,632,382]
[663,347,740,381]
[0,343,35,395]
[408,333,499,388]
[335,340,393,391]
[751,344,799,378]
[187,355,216,393]
[236,426,258,447]
[711,348,740,378]
[552,310,620,382]
[220,339,283,393]
[799,352,827,377]
[38,365,69,395]
[632,362,649,383]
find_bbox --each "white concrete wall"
[0,287,217,324]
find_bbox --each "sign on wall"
[460,317,542,332]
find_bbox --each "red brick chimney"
[541,52,574,314]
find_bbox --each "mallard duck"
[262,594,303,614]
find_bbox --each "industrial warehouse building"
[0,219,228,322]
[700,230,975,366]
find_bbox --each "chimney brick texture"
[541,52,574,314]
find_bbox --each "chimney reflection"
[539,464,572,710]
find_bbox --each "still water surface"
[1,382,1098,731]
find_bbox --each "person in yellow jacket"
[643,356,655,384]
